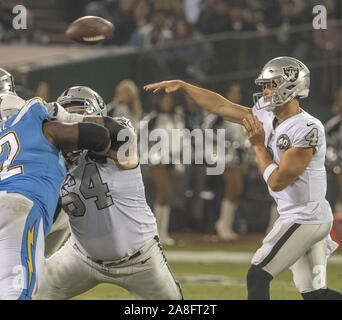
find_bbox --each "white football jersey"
[61,152,157,261]
[252,103,333,224]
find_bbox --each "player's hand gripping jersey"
[253,100,332,224]
[0,99,66,234]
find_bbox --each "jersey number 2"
[0,131,23,180]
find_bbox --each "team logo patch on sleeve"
[276,134,291,150]
[283,66,299,83]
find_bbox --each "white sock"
[154,204,171,239]
[217,198,237,234]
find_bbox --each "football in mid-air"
[66,16,114,45]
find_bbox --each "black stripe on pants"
[257,223,301,269]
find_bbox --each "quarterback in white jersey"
[33,86,183,300]
[144,56,342,300]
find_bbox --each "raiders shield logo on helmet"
[277,134,291,150]
[283,66,299,83]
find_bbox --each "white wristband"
[68,113,85,123]
[263,163,278,183]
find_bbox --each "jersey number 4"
[305,128,319,147]
[0,131,23,180]
[62,163,114,217]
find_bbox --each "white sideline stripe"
[165,251,342,264]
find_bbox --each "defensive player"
[0,90,113,300]
[144,56,342,300]
[33,86,183,300]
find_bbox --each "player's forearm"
[253,145,286,191]
[254,145,298,192]
[253,145,275,176]
[83,116,104,126]
[109,139,140,170]
[180,82,251,125]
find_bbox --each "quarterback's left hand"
[242,114,265,146]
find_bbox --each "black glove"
[103,116,136,151]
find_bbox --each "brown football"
[66,16,114,45]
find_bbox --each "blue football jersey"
[0,98,66,234]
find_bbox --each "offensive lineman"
[33,86,183,300]
[144,56,342,300]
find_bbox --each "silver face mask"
[253,56,310,112]
[0,68,15,94]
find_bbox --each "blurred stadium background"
[1,0,342,299]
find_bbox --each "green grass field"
[72,242,342,300]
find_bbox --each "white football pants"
[251,218,338,293]
[33,235,183,300]
[0,192,45,300]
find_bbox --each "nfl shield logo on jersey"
[277,134,291,150]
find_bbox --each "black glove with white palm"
[45,101,84,122]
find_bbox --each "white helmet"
[0,92,25,121]
[253,56,310,111]
[57,86,107,116]
[0,68,15,93]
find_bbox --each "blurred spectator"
[226,0,256,32]
[129,10,174,82]
[331,87,342,115]
[276,0,314,60]
[129,10,173,47]
[204,83,247,240]
[55,0,90,22]
[84,0,112,21]
[142,93,185,245]
[196,0,231,35]
[183,0,202,24]
[111,0,137,45]
[325,87,342,216]
[107,79,143,130]
[277,0,296,50]
[208,0,256,72]
[246,0,282,28]
[313,0,342,97]
[0,1,13,38]
[164,16,215,80]
[182,92,209,232]
[247,3,279,68]
[4,9,49,45]
[313,0,342,53]
[132,0,152,29]
[151,0,184,29]
[290,0,314,60]
[251,6,268,34]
